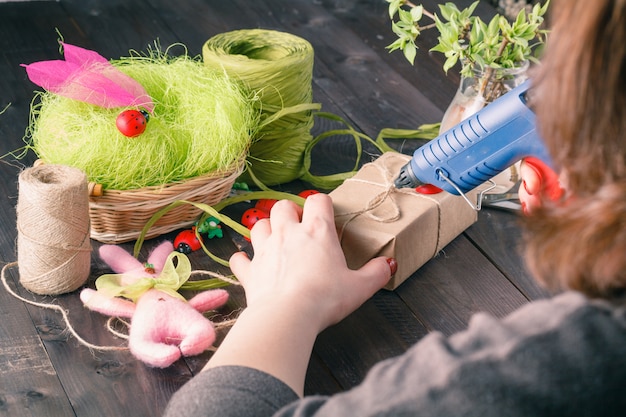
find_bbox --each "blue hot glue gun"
[394,80,551,209]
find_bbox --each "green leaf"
[515,7,527,26]
[442,54,458,73]
[438,3,458,21]
[537,0,550,17]
[464,1,480,18]
[403,42,417,64]
[499,15,512,37]
[387,0,401,19]
[398,8,413,25]
[390,21,405,37]
[472,53,485,68]
[410,5,423,22]
[469,17,481,43]
[487,14,499,37]
[515,37,529,49]
[386,37,403,52]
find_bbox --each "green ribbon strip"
[94,251,192,303]
[300,112,441,190]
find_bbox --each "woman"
[165,0,625,415]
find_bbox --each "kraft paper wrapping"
[330,152,478,290]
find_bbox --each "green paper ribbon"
[95,252,192,303]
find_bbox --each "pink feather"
[22,42,154,113]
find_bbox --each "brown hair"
[523,0,626,298]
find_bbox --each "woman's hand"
[230,192,394,332]
[204,192,394,395]
[519,157,564,214]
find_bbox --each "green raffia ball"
[203,29,319,187]
[28,49,257,191]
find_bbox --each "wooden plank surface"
[0,1,536,415]
[0,267,75,417]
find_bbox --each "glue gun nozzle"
[394,162,420,189]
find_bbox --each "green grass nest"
[28,49,257,190]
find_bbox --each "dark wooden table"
[0,1,550,416]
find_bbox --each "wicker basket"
[87,161,244,244]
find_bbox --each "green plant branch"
[386,0,550,83]
[478,36,510,100]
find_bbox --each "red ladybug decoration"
[241,208,269,229]
[174,227,203,254]
[255,198,278,213]
[116,109,149,137]
[298,189,319,198]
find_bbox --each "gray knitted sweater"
[164,291,626,417]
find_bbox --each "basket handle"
[88,182,103,197]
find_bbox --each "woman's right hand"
[229,192,394,333]
[206,193,393,395]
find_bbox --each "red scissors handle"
[523,157,563,202]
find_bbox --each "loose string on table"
[1,261,240,353]
[1,261,127,352]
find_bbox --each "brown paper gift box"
[330,152,478,290]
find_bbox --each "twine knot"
[334,153,444,259]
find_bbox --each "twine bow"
[338,158,408,222]
[95,252,192,303]
[334,153,443,258]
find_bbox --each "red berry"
[255,199,278,213]
[116,109,149,137]
[298,189,319,198]
[241,208,269,229]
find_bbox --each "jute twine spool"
[17,164,91,295]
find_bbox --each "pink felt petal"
[21,60,81,93]
[67,67,151,109]
[97,65,154,112]
[99,245,143,274]
[22,43,154,112]
[61,43,154,111]
[22,61,136,108]
[188,289,229,313]
[61,42,110,66]
[146,241,175,271]
[80,288,136,318]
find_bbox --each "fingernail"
[386,258,398,276]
